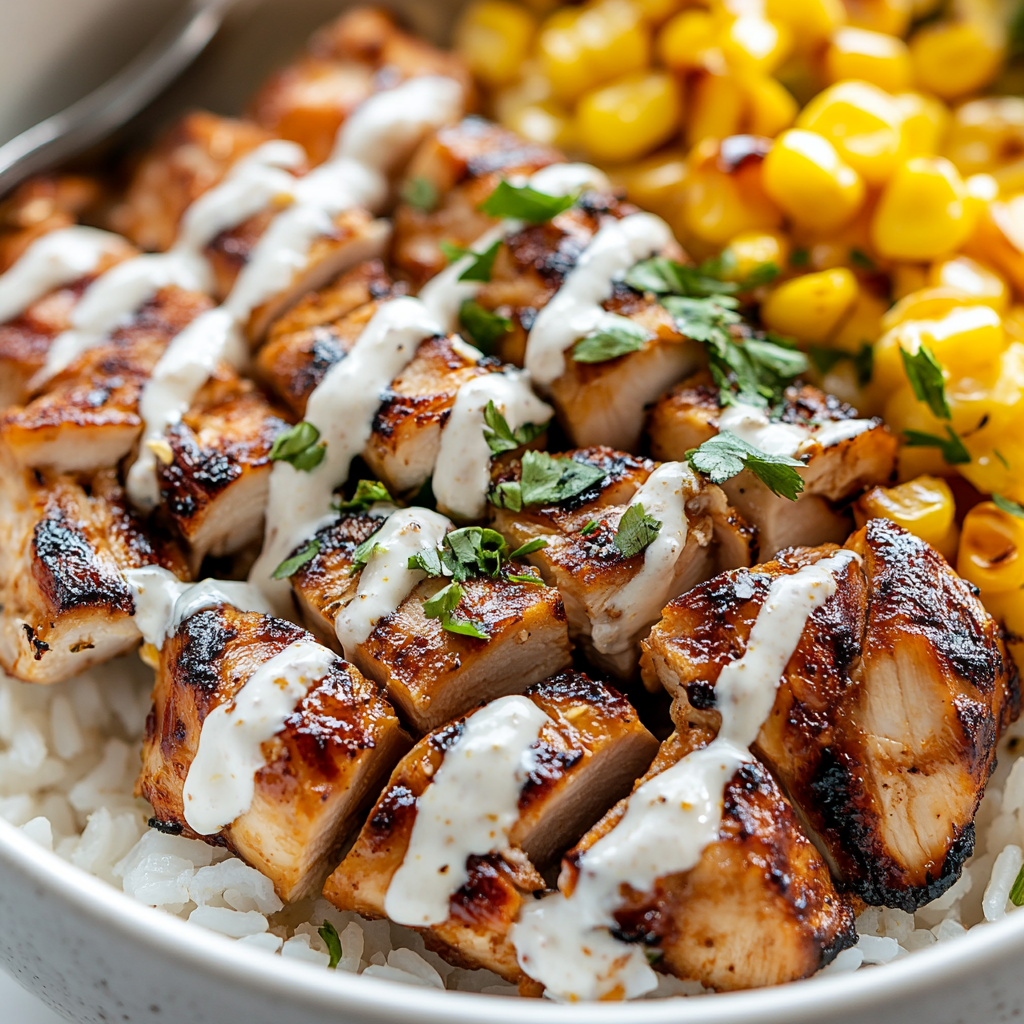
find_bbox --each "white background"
[0,967,67,1024]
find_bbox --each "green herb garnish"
[489,450,607,511]
[508,571,544,586]
[439,238,502,283]
[269,421,326,471]
[319,921,342,969]
[993,494,1024,519]
[272,539,320,580]
[509,537,548,558]
[483,400,548,456]
[458,299,512,353]
[572,319,651,363]
[790,247,810,267]
[686,430,805,500]
[409,526,509,582]
[613,502,662,558]
[901,345,950,420]
[422,581,488,640]
[580,519,599,536]
[1011,864,1024,907]
[401,176,438,213]
[334,479,393,513]
[350,528,385,574]
[849,248,876,271]
[478,180,576,223]
[903,426,971,465]
[809,343,874,386]
[624,252,777,299]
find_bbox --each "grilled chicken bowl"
[2,0,1024,1022]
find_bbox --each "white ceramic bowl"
[1,3,1023,1021]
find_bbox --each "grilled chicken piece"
[648,376,898,558]
[138,606,410,901]
[156,366,289,572]
[643,518,1020,910]
[289,511,573,733]
[491,448,755,679]
[250,6,473,166]
[324,671,659,981]
[0,286,212,474]
[0,460,188,684]
[561,726,856,993]
[258,260,498,498]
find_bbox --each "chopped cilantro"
[790,247,810,267]
[508,570,544,586]
[686,430,805,500]
[409,526,509,582]
[572,319,651,363]
[580,519,599,536]
[319,921,342,969]
[401,176,438,213]
[483,400,548,456]
[509,537,549,558]
[993,494,1024,519]
[849,248,876,271]
[458,299,512,353]
[271,539,319,580]
[350,528,385,574]
[334,479,392,513]
[901,345,950,420]
[489,450,607,510]
[478,180,576,223]
[903,426,971,465]
[614,502,662,558]
[422,581,488,640]
[269,421,326,471]
[439,238,502,283]
[809,343,874,386]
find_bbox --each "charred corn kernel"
[871,157,971,261]
[720,16,792,74]
[686,71,745,146]
[740,70,799,137]
[963,173,997,237]
[945,97,1024,177]
[958,502,1024,594]
[765,0,846,49]
[455,1,537,88]
[762,129,865,229]
[825,28,912,94]
[983,587,1024,641]
[576,71,680,162]
[855,476,959,560]
[909,20,1004,100]
[891,262,929,299]
[797,80,905,186]
[928,255,1009,313]
[843,0,912,37]
[724,229,789,279]
[761,267,858,343]
[894,92,950,157]
[657,8,719,70]
[611,151,688,214]
[682,137,782,245]
[831,286,887,354]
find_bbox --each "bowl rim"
[1,815,1021,1024]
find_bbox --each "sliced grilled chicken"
[323,671,658,981]
[643,518,1020,910]
[491,447,755,679]
[250,6,473,167]
[0,460,188,684]
[156,365,289,573]
[288,511,573,733]
[559,726,855,993]
[138,605,410,902]
[0,286,212,474]
[647,375,898,558]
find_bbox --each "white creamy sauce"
[512,549,859,1001]
[524,212,673,387]
[591,462,698,658]
[124,566,272,647]
[182,639,339,835]
[384,694,550,926]
[433,369,553,520]
[334,506,451,655]
[718,403,875,460]
[0,226,127,324]
[250,297,443,608]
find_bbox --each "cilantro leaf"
[272,539,319,580]
[458,299,511,353]
[509,537,548,558]
[401,176,438,213]
[407,547,444,577]
[849,248,876,271]
[661,294,741,344]
[809,343,874,386]
[483,399,548,455]
[334,479,393,513]
[508,570,544,586]
[1011,863,1024,907]
[580,519,599,536]
[478,180,576,223]
[319,921,342,969]
[440,238,502,283]
[614,502,662,558]
[624,253,777,298]
[572,319,651,363]
[901,345,950,419]
[269,421,326,471]
[422,581,488,640]
[350,528,385,573]
[903,426,971,465]
[686,430,805,500]
[994,494,1024,519]
[410,527,509,582]
[521,450,607,506]
[790,247,810,267]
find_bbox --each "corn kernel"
[966,195,1024,295]
[765,0,846,49]
[687,71,746,147]
[761,267,858,344]
[855,476,959,560]
[958,502,1024,595]
[631,0,684,24]
[982,588,1024,673]
[724,229,789,280]
[894,91,950,157]
[928,255,1009,313]
[831,286,887,354]
[762,129,865,230]
[881,285,993,332]
[871,156,971,260]
[720,16,793,74]
[576,71,680,162]
[657,8,719,70]
[505,100,575,149]
[455,1,537,88]
[797,80,905,186]
[843,0,912,37]
[945,96,1024,178]
[826,28,912,94]
[611,151,688,215]
[739,70,799,137]
[909,20,1004,100]
[891,262,930,299]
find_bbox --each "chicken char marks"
[643,517,1019,910]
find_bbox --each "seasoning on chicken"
[138,605,410,902]
[643,517,1020,911]
[323,671,658,982]
[647,375,898,558]
[0,462,188,684]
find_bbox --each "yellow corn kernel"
[982,588,1024,672]
[576,71,680,163]
[724,229,789,280]
[504,100,576,149]
[831,286,887,354]
[720,16,793,74]
[739,70,799,138]
[825,28,912,94]
[761,267,858,344]
[657,8,720,70]
[611,151,688,216]
[909,19,1004,100]
[765,0,846,49]
[928,255,1009,313]
[797,80,905,186]
[1004,305,1024,345]
[871,156,972,261]
[855,476,959,560]
[945,96,1024,178]
[682,137,782,246]
[891,262,929,299]
[894,92,950,158]
[843,0,912,37]
[631,0,684,24]
[455,1,537,89]
[762,129,865,230]
[686,71,746,147]
[881,285,993,332]
[958,502,1024,595]
[964,196,1024,296]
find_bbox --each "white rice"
[2,654,1022,998]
